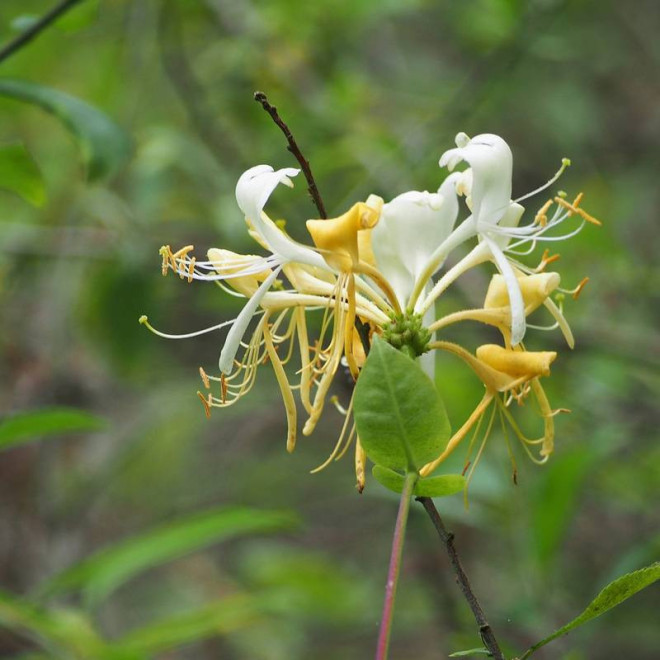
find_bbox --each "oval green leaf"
[0,142,46,206]
[520,561,660,659]
[354,336,450,472]
[372,466,465,497]
[0,78,132,181]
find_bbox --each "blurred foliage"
[0,0,658,658]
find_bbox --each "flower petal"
[235,165,327,269]
[440,133,513,227]
[371,176,460,305]
[219,267,282,374]
[483,235,526,345]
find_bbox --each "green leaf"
[415,473,466,497]
[0,408,106,451]
[353,337,450,471]
[449,649,491,657]
[0,142,46,206]
[39,507,299,607]
[0,79,131,181]
[115,595,257,655]
[0,590,125,659]
[520,562,660,658]
[372,466,465,497]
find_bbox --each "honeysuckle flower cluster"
[141,132,599,492]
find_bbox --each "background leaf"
[520,562,660,658]
[353,337,450,471]
[39,507,299,607]
[0,142,46,206]
[0,407,106,451]
[115,595,257,656]
[0,78,131,181]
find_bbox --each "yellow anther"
[572,277,589,300]
[534,199,553,227]
[159,245,172,276]
[555,196,602,226]
[197,391,212,418]
[534,248,561,273]
[199,367,210,389]
[220,373,228,404]
[187,257,196,283]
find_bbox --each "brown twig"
[0,0,86,65]
[416,496,505,660]
[254,91,327,218]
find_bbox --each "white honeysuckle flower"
[236,165,329,270]
[144,132,599,492]
[412,132,596,347]
[371,174,460,308]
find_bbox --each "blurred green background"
[0,0,658,658]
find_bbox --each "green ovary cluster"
[382,312,432,359]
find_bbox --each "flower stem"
[416,496,505,660]
[376,471,417,660]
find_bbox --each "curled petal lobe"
[235,165,327,269]
[475,344,557,379]
[440,133,513,227]
[485,272,561,313]
[306,200,381,271]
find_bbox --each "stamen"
[572,277,589,300]
[197,391,212,418]
[534,199,554,227]
[221,374,228,403]
[139,314,242,340]
[199,367,210,389]
[534,249,561,273]
[187,257,196,283]
[554,196,602,225]
[514,157,571,204]
[159,245,172,275]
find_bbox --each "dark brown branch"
[254,91,327,219]
[417,496,505,660]
[0,0,86,65]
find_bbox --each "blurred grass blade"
[39,507,299,607]
[0,408,106,451]
[0,79,131,181]
[520,562,660,658]
[0,142,46,206]
[115,594,257,655]
[0,589,125,659]
[449,649,490,657]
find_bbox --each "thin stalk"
[254,91,327,218]
[416,496,505,660]
[0,0,86,65]
[376,471,417,660]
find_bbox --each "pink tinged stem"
[376,471,417,660]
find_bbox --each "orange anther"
[220,374,228,404]
[199,367,210,389]
[197,391,211,418]
[572,277,589,300]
